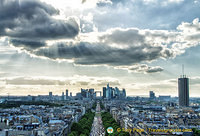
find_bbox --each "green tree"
[68,131,78,136]
[69,109,95,136]
[101,112,130,136]
[192,128,200,136]
[71,122,83,134]
[80,134,87,136]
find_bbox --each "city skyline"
[0,0,200,97]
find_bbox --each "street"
[90,101,105,136]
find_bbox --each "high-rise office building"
[62,92,64,101]
[49,92,53,100]
[111,88,114,99]
[103,87,106,98]
[80,88,95,99]
[66,89,68,99]
[115,87,120,99]
[89,89,94,98]
[102,84,111,99]
[103,84,126,99]
[122,88,126,98]
[81,88,88,98]
[178,75,189,107]
[76,93,82,99]
[149,91,155,100]
[106,83,111,99]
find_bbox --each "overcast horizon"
[0,0,200,97]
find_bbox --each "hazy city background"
[0,0,200,97]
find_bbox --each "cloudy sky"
[0,0,200,97]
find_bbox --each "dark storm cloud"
[99,28,145,45]
[31,27,179,67]
[98,28,179,46]
[0,0,79,39]
[10,39,46,49]
[34,41,174,66]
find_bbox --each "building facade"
[178,75,189,107]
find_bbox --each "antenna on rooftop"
[181,64,187,78]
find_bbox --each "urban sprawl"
[0,75,200,136]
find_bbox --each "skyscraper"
[178,75,189,107]
[89,89,94,98]
[103,87,106,98]
[66,89,68,99]
[62,92,65,101]
[81,88,88,98]
[122,88,126,98]
[106,83,111,99]
[49,92,53,100]
[111,88,114,99]
[149,91,155,100]
[103,84,126,99]
[115,87,120,99]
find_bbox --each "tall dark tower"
[66,89,68,99]
[103,87,106,98]
[178,65,189,107]
[49,92,53,100]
